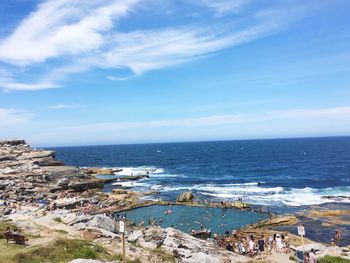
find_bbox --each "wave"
[112,180,149,188]
[112,166,164,176]
[202,186,350,206]
[158,183,350,206]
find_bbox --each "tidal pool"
[121,204,268,235]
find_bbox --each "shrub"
[319,256,350,263]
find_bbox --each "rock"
[56,178,70,187]
[68,260,117,263]
[264,215,298,226]
[112,189,128,195]
[81,229,102,240]
[87,214,116,233]
[33,158,63,166]
[230,202,251,209]
[0,155,16,161]
[0,139,26,146]
[177,191,194,202]
[67,181,104,192]
[84,168,116,175]
[131,227,248,263]
[143,191,161,195]
[0,206,12,215]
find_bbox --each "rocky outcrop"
[0,139,104,204]
[87,214,116,233]
[83,167,122,175]
[263,215,298,226]
[177,191,194,202]
[128,227,248,263]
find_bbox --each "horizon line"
[36,134,350,148]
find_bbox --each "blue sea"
[49,136,350,207]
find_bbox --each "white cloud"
[196,0,252,16]
[49,104,81,109]
[0,0,309,90]
[1,81,59,91]
[0,108,33,128]
[0,0,140,65]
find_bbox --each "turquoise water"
[121,204,268,235]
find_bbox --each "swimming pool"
[121,204,268,235]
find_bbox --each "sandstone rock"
[131,227,248,263]
[68,260,117,263]
[112,189,128,195]
[57,178,70,187]
[264,215,298,226]
[143,191,161,195]
[84,167,119,175]
[81,229,102,240]
[0,206,12,215]
[0,140,26,146]
[177,191,194,202]
[68,181,104,192]
[87,214,116,233]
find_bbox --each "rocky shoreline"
[1,140,349,263]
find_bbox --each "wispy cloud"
[40,106,350,136]
[0,0,310,91]
[49,104,81,109]
[195,0,252,16]
[0,108,33,128]
[0,0,140,66]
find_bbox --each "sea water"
[50,136,350,207]
[120,204,268,235]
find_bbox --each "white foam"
[159,183,350,206]
[113,166,164,176]
[202,185,350,206]
[112,180,149,188]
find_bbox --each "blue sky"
[0,0,350,146]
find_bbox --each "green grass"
[53,217,62,223]
[55,229,68,235]
[319,256,350,263]
[13,239,114,263]
[150,248,176,263]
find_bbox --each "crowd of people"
[213,230,291,258]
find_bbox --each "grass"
[150,247,176,263]
[55,229,68,235]
[319,256,350,263]
[14,239,115,263]
[0,238,117,263]
[52,217,62,223]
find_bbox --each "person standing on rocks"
[335,229,341,244]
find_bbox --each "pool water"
[122,204,268,235]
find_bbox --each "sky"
[0,0,350,146]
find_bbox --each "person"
[238,240,246,254]
[258,235,265,254]
[13,228,19,235]
[5,227,11,235]
[309,248,317,263]
[232,229,238,238]
[248,235,255,253]
[226,242,233,252]
[275,234,283,253]
[284,233,290,247]
[335,229,341,244]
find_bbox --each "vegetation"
[0,238,116,263]
[319,256,350,263]
[150,247,176,263]
[53,217,62,223]
[55,229,68,235]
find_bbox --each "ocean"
[49,136,350,207]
